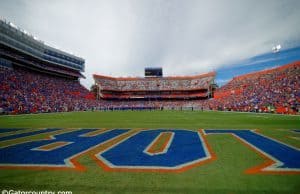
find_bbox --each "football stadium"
[1,1,300,194]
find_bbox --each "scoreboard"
[145,67,163,77]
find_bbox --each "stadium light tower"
[272,44,281,53]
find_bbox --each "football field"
[0,111,299,194]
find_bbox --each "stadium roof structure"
[93,71,216,81]
[0,18,85,77]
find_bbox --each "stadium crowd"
[0,66,96,114]
[210,62,300,114]
[94,73,214,91]
[0,62,299,114]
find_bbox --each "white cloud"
[1,0,300,88]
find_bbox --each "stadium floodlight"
[276,44,281,50]
[272,44,281,53]
[9,22,17,29]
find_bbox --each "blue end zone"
[1,128,298,172]
[205,130,300,170]
[99,129,208,168]
[0,128,62,141]
[0,128,27,133]
[0,129,129,166]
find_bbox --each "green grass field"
[0,110,299,194]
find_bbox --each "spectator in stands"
[0,62,299,115]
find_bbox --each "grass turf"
[0,110,299,194]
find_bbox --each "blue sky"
[216,46,300,86]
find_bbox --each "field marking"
[79,128,110,137]
[0,128,42,138]
[205,129,300,174]
[0,128,81,148]
[0,128,132,171]
[1,128,298,174]
[0,128,27,134]
[288,136,300,141]
[143,132,174,156]
[31,141,73,151]
[0,128,63,142]
[94,129,216,173]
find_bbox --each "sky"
[216,46,300,86]
[1,0,300,88]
